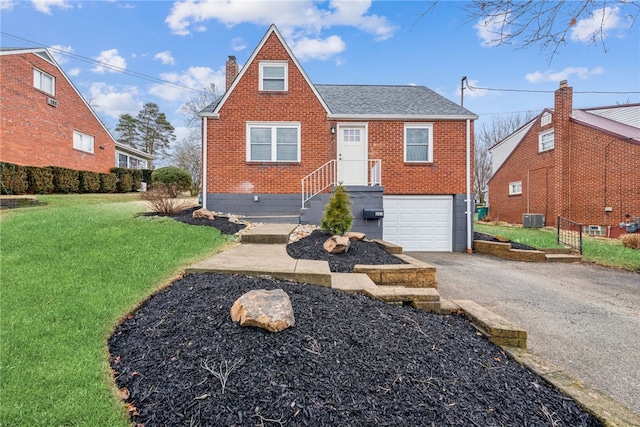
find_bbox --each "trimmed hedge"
[0,162,28,195]
[0,162,126,194]
[51,167,80,194]
[151,166,192,193]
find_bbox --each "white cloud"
[570,7,630,43]
[0,0,15,11]
[290,35,346,61]
[48,44,73,65]
[474,11,510,46]
[525,66,605,83]
[91,49,127,74]
[154,50,176,65]
[31,0,72,14]
[231,37,247,51]
[165,0,396,60]
[67,68,81,77]
[87,82,141,119]
[149,66,224,103]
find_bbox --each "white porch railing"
[301,159,381,208]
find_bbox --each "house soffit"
[209,24,331,117]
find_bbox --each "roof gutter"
[199,112,220,119]
[327,114,479,121]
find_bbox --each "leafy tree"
[114,113,140,148]
[321,184,353,235]
[180,83,220,127]
[137,102,176,165]
[475,111,536,205]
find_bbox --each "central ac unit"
[47,97,58,107]
[523,214,544,228]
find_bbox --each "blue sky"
[2,0,639,142]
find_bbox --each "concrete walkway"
[408,251,640,418]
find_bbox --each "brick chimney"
[225,55,239,91]
[553,80,573,220]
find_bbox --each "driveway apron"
[407,251,640,415]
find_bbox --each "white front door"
[337,125,367,185]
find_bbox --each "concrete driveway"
[407,251,640,415]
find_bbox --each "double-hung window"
[247,123,300,162]
[259,61,287,91]
[404,123,433,162]
[539,129,555,152]
[33,68,55,96]
[509,181,522,195]
[73,130,94,154]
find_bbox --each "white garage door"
[383,195,453,251]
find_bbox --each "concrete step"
[239,223,299,244]
[331,273,378,293]
[545,253,582,263]
[363,286,440,312]
[242,215,300,224]
[454,300,527,349]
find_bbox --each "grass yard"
[0,194,229,426]
[474,222,640,272]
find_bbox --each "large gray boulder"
[323,235,350,254]
[230,289,295,332]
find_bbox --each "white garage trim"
[383,195,453,251]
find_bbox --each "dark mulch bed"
[474,231,538,251]
[109,273,601,427]
[287,230,405,273]
[164,207,246,235]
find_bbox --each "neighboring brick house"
[0,48,151,173]
[488,80,640,237]
[200,25,477,251]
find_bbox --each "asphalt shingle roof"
[315,84,475,117]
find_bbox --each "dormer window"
[33,68,55,96]
[259,61,287,91]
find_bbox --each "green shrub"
[26,166,54,194]
[0,162,28,195]
[99,173,117,193]
[50,167,79,194]
[141,169,153,183]
[321,184,353,235]
[116,173,133,193]
[151,166,192,197]
[78,171,101,193]
[130,169,143,191]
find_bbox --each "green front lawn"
[474,222,640,272]
[0,194,229,426]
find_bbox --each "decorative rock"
[230,289,294,332]
[323,235,350,254]
[494,235,510,243]
[345,231,366,241]
[193,208,215,220]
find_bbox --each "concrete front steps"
[474,240,582,263]
[542,248,583,263]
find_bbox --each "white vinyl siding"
[404,124,433,162]
[509,181,522,195]
[33,68,55,96]
[73,131,94,154]
[539,129,555,152]
[259,61,288,91]
[247,122,300,162]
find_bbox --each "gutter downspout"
[466,118,472,254]
[202,117,208,210]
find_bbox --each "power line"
[466,81,640,95]
[1,31,210,95]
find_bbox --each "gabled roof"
[488,115,539,174]
[0,47,56,65]
[200,24,477,121]
[571,104,640,143]
[316,84,477,119]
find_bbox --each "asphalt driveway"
[407,251,640,415]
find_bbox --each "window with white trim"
[404,124,433,162]
[73,131,94,154]
[247,123,300,162]
[539,129,555,152]
[33,68,55,96]
[118,152,147,169]
[509,181,522,195]
[259,61,288,91]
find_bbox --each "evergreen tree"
[114,113,140,148]
[321,184,353,235]
[136,102,176,167]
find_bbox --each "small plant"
[151,166,191,197]
[201,357,245,395]
[143,182,187,215]
[320,184,353,235]
[620,233,640,250]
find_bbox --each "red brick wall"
[206,32,472,196]
[488,87,639,227]
[0,52,115,173]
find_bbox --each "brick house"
[0,47,152,173]
[200,25,477,251]
[488,80,640,237]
